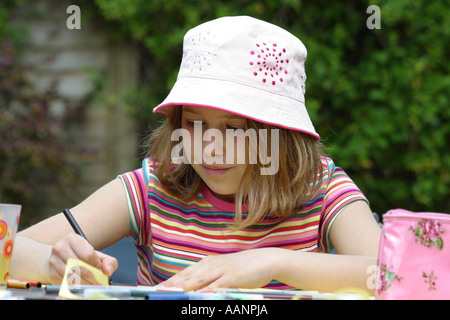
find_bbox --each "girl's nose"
[203,129,226,163]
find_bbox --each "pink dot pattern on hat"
[178,16,308,100]
[250,43,290,86]
[154,16,319,139]
[185,31,218,72]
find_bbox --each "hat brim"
[153,76,320,139]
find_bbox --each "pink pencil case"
[376,209,450,300]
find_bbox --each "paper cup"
[0,204,21,290]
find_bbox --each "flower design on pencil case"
[409,219,445,250]
[378,264,403,293]
[423,270,437,291]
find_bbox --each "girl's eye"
[186,121,205,127]
[226,125,244,130]
[185,120,244,130]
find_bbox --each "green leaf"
[435,238,443,250]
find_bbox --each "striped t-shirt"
[118,157,368,289]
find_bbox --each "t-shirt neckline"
[201,184,248,213]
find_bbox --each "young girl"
[11,16,381,293]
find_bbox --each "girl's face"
[181,106,248,202]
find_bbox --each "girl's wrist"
[10,235,53,283]
[266,248,310,288]
[262,247,293,283]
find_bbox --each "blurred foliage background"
[1,0,449,219]
[1,1,97,213]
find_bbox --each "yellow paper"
[58,258,110,299]
[330,287,373,300]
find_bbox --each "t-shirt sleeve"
[319,159,369,253]
[117,166,148,244]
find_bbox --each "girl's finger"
[50,234,103,285]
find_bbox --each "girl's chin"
[203,182,237,202]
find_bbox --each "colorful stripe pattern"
[118,157,368,289]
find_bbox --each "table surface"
[1,285,372,300]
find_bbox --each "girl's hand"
[159,248,279,291]
[47,233,118,285]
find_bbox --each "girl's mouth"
[201,164,232,176]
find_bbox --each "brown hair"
[147,106,324,229]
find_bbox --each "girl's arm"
[273,200,381,293]
[10,178,132,284]
[161,200,381,294]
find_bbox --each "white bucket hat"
[153,16,319,139]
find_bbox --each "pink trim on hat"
[153,102,320,140]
